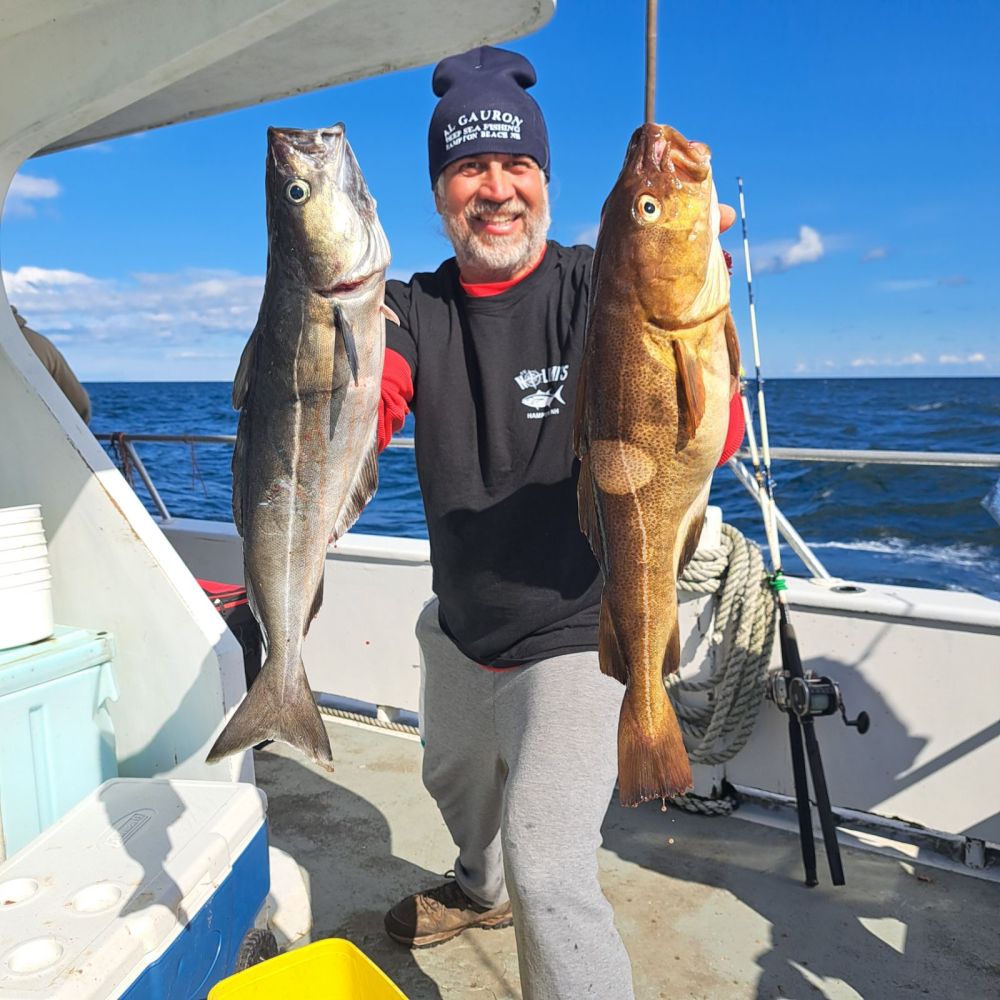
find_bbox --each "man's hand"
[720,203,736,234]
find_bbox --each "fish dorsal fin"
[334,303,360,387]
[330,431,379,543]
[598,601,628,684]
[724,308,741,391]
[676,501,708,581]
[232,320,261,410]
[231,407,249,536]
[673,339,706,437]
[305,575,324,635]
[576,452,609,572]
[573,355,589,457]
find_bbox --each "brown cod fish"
[575,124,740,806]
[207,125,395,767]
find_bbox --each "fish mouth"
[314,271,379,298]
[632,124,710,184]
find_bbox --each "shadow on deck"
[254,719,999,1000]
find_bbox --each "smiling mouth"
[472,214,523,233]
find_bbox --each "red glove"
[378,349,414,452]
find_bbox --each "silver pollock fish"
[207,124,394,768]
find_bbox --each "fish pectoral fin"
[598,602,629,685]
[673,339,706,437]
[330,433,379,542]
[724,308,741,390]
[380,303,400,325]
[334,303,360,387]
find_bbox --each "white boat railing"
[95,432,1000,582]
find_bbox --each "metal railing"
[95,432,414,522]
[96,432,999,580]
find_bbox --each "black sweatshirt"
[384,242,602,667]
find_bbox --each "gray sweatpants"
[417,599,635,1000]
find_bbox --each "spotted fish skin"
[207,125,392,768]
[575,123,740,806]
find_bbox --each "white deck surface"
[255,719,1000,999]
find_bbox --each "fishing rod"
[735,177,869,888]
[645,0,657,122]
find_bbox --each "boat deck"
[255,718,999,1000]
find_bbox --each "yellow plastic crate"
[208,938,408,999]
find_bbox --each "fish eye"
[284,179,311,204]
[635,194,662,223]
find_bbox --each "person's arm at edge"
[716,204,744,466]
[378,279,416,453]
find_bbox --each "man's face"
[435,154,550,281]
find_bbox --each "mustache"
[464,197,531,221]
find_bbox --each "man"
[378,46,744,999]
[11,305,91,423]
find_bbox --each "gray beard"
[442,191,551,281]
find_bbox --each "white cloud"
[862,246,887,262]
[753,225,824,273]
[3,264,264,375]
[939,352,986,365]
[849,353,928,369]
[166,349,233,361]
[5,266,95,292]
[575,223,600,246]
[4,174,62,218]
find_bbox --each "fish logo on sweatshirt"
[514,365,569,420]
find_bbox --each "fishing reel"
[768,670,870,734]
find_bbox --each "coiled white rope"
[668,522,777,814]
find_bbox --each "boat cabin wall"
[0,309,249,783]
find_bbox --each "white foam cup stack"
[0,504,55,649]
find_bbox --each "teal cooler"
[0,626,118,855]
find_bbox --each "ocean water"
[88,378,1000,600]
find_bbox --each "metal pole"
[737,177,845,887]
[123,438,172,522]
[727,458,832,579]
[645,0,657,122]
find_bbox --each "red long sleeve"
[378,348,414,452]
[717,390,745,466]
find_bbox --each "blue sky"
[3,0,997,381]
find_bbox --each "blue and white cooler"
[0,778,270,998]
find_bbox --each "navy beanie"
[428,46,550,186]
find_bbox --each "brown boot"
[384,878,513,948]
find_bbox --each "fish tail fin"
[207,656,333,770]
[616,685,692,807]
